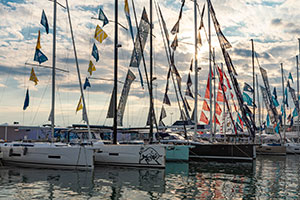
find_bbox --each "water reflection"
[0,156,300,199]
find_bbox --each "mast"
[208,0,213,141]
[222,63,226,141]
[256,74,262,144]
[281,63,286,144]
[65,0,92,139]
[194,0,198,135]
[51,0,57,140]
[297,54,299,142]
[149,0,153,142]
[251,39,255,140]
[113,0,118,144]
[213,48,216,136]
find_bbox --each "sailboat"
[0,0,94,170]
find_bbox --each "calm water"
[0,155,299,199]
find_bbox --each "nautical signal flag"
[76,97,83,112]
[92,43,99,62]
[288,72,293,83]
[200,111,209,125]
[34,49,48,64]
[41,10,49,34]
[98,8,109,27]
[243,82,254,93]
[88,60,96,76]
[215,102,222,115]
[202,100,210,111]
[171,34,178,51]
[217,91,225,102]
[29,67,39,85]
[83,77,91,90]
[36,30,41,50]
[94,25,108,43]
[124,0,134,41]
[212,114,220,125]
[23,89,29,110]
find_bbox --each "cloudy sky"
[0,0,299,128]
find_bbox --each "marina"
[0,0,300,199]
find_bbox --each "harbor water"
[0,155,299,199]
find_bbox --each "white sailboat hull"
[93,143,166,168]
[0,142,94,170]
[256,144,286,155]
[285,143,300,154]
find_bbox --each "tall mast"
[251,39,255,140]
[213,48,216,136]
[297,54,299,142]
[51,0,57,139]
[281,63,286,143]
[113,0,118,144]
[65,0,92,139]
[149,0,153,141]
[256,74,262,144]
[194,0,198,135]
[222,63,226,141]
[208,0,212,141]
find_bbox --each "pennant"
[293,108,298,117]
[243,82,254,93]
[159,105,167,121]
[197,30,202,46]
[124,0,134,41]
[281,104,286,119]
[171,20,179,35]
[284,87,288,107]
[236,122,243,132]
[272,96,279,107]
[212,114,220,125]
[29,67,39,85]
[217,65,223,84]
[83,77,91,90]
[36,30,41,50]
[215,102,222,115]
[266,114,270,127]
[288,72,294,83]
[23,89,29,110]
[217,91,225,102]
[223,72,231,89]
[163,93,171,106]
[273,87,277,100]
[94,25,108,43]
[287,113,292,122]
[185,85,194,98]
[187,72,192,87]
[242,92,255,107]
[171,34,178,51]
[200,111,209,124]
[218,82,227,92]
[199,4,205,29]
[76,97,83,112]
[202,100,210,111]
[237,112,244,128]
[41,10,49,34]
[98,8,109,27]
[92,43,99,62]
[275,122,280,134]
[88,60,96,76]
[189,58,193,71]
[290,116,294,127]
[34,48,48,64]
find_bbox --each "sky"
[0,0,299,128]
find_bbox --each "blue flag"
[98,8,109,27]
[275,122,280,134]
[272,96,279,107]
[273,87,277,100]
[41,10,49,34]
[284,87,288,107]
[23,89,29,110]
[288,72,294,83]
[243,82,254,93]
[266,114,270,127]
[281,104,286,119]
[290,116,294,127]
[293,108,298,117]
[83,77,91,90]
[92,43,99,62]
[242,92,256,107]
[34,49,48,64]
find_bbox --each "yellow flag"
[29,67,39,85]
[88,60,96,76]
[76,97,83,112]
[94,25,108,43]
[36,30,41,50]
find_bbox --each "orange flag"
[212,114,220,125]
[200,112,209,124]
[202,100,210,111]
[215,102,222,115]
[217,91,225,102]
